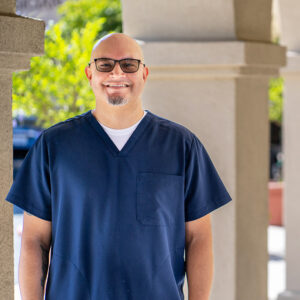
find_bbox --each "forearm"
[19,240,50,300]
[185,238,214,300]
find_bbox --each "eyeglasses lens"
[120,60,139,73]
[96,59,115,72]
[95,59,139,73]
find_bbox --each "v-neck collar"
[87,109,153,157]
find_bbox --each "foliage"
[57,0,122,39]
[269,77,283,124]
[12,0,122,128]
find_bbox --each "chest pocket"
[136,173,183,226]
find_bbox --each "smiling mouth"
[103,83,130,87]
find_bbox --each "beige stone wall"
[0,74,14,300]
[122,0,272,42]
[1,0,15,14]
[277,1,300,299]
[278,0,300,51]
[278,56,300,300]
[0,1,45,297]
[235,77,270,300]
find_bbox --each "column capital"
[0,14,45,72]
[122,0,272,42]
[280,52,300,77]
[1,0,16,14]
[141,41,286,79]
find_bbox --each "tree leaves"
[269,77,283,124]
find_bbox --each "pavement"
[13,213,286,300]
[268,225,286,300]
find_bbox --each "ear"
[85,66,92,83]
[143,66,149,82]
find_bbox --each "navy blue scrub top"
[5,109,232,300]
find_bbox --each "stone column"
[121,1,286,299]
[0,1,45,299]
[277,1,300,299]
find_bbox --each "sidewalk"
[268,225,286,300]
[13,214,286,300]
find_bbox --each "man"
[5,33,232,300]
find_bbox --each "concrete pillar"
[2,0,15,14]
[121,1,286,299]
[0,74,14,300]
[0,1,45,299]
[277,1,300,299]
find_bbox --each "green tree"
[269,77,283,124]
[12,0,122,128]
[269,22,283,125]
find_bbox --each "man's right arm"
[19,212,52,300]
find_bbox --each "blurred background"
[3,0,294,299]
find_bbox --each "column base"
[278,290,300,300]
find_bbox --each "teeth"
[105,84,128,87]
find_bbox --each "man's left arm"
[185,213,214,300]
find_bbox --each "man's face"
[85,36,149,107]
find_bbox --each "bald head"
[90,33,144,63]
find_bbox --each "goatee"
[108,96,128,106]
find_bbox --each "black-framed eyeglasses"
[88,57,145,73]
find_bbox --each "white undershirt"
[97,110,147,151]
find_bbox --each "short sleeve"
[5,132,52,221]
[184,135,232,222]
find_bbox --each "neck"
[92,100,144,129]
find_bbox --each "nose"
[111,62,124,76]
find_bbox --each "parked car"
[12,116,43,213]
